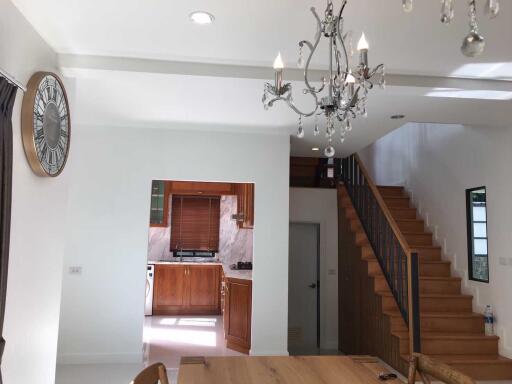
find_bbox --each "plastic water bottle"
[484,305,494,336]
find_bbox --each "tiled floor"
[143,315,243,381]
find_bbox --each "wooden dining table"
[177,355,403,384]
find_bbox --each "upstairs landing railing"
[342,154,421,355]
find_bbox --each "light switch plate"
[69,266,82,275]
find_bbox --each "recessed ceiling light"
[312,147,320,151]
[390,114,405,120]
[190,11,215,25]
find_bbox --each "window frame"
[466,186,490,283]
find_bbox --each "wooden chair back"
[131,362,170,384]
[408,353,475,384]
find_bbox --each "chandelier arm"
[337,0,348,19]
[367,63,385,79]
[299,7,326,94]
[336,16,350,79]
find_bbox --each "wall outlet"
[69,266,82,275]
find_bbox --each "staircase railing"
[342,153,421,355]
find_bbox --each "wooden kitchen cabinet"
[224,277,252,354]
[153,264,221,315]
[235,183,254,229]
[169,181,235,196]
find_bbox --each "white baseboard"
[57,352,143,365]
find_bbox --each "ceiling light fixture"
[189,11,215,25]
[262,0,385,158]
[312,147,320,151]
[402,0,499,57]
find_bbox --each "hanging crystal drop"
[346,120,353,132]
[402,0,413,13]
[340,134,345,144]
[313,115,320,136]
[441,0,455,24]
[485,0,500,18]
[297,45,305,68]
[297,117,305,138]
[324,143,335,158]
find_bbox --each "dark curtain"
[0,78,17,383]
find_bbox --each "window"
[170,195,220,254]
[466,187,489,282]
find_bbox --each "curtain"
[0,78,17,383]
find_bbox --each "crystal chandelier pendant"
[313,115,320,136]
[297,117,305,138]
[440,0,455,24]
[297,46,305,68]
[461,0,485,57]
[485,0,500,18]
[402,0,413,13]
[324,140,335,158]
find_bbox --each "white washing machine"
[145,264,155,316]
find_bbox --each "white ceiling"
[11,0,512,157]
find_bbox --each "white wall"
[359,122,512,358]
[289,188,338,350]
[0,0,69,383]
[57,123,290,363]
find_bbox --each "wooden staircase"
[339,184,512,380]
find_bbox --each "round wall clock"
[21,72,70,177]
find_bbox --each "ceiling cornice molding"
[59,54,512,92]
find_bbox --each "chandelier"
[402,0,500,57]
[262,0,385,158]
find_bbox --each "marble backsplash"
[147,194,253,264]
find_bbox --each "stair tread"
[395,218,424,222]
[384,310,483,319]
[393,331,499,340]
[383,196,409,200]
[376,291,471,298]
[426,354,512,364]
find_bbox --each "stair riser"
[380,294,473,314]
[384,199,410,208]
[390,209,416,220]
[378,187,405,197]
[360,246,374,260]
[420,297,473,313]
[423,339,498,356]
[419,263,451,277]
[388,315,484,334]
[368,260,451,278]
[397,221,424,232]
[404,233,433,246]
[373,277,461,294]
[416,248,442,261]
[452,363,512,381]
[419,279,461,294]
[420,317,484,333]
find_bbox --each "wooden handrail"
[353,154,414,256]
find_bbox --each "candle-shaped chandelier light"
[262,0,385,158]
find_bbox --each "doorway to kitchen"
[288,222,320,355]
[143,180,254,372]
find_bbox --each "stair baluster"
[342,154,422,354]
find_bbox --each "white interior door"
[288,223,319,355]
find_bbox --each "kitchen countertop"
[149,260,252,281]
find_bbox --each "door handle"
[308,283,317,289]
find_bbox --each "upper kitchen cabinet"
[149,180,170,227]
[169,181,235,196]
[235,183,254,229]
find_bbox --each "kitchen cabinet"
[235,183,254,229]
[224,277,252,354]
[149,180,170,227]
[169,181,235,196]
[153,264,221,315]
